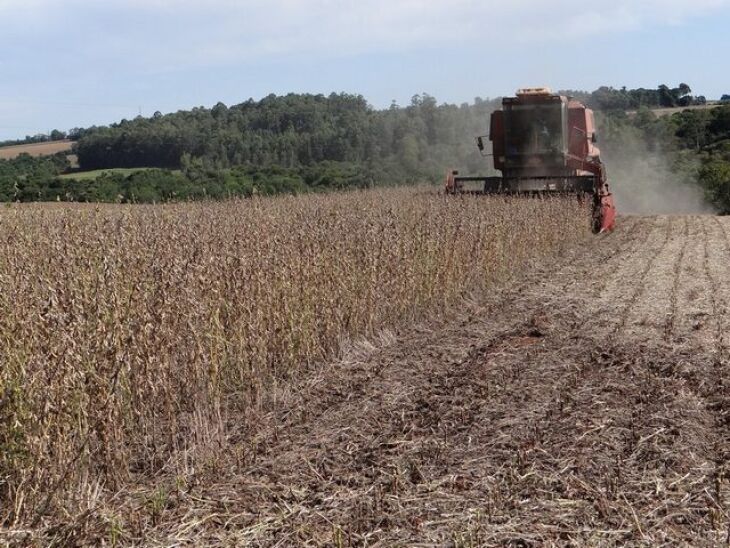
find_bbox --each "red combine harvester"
[446,87,616,233]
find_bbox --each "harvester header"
[446,88,616,233]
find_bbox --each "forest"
[0,83,729,210]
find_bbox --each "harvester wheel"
[592,212,602,234]
[591,197,603,234]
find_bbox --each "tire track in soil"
[702,216,730,530]
[619,215,727,546]
[580,215,648,301]
[701,217,722,359]
[709,216,730,360]
[589,216,657,303]
[482,215,725,546]
[609,215,674,339]
[620,215,687,344]
[119,216,730,547]
[581,216,661,335]
[664,216,690,341]
[674,216,716,350]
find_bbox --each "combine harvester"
[446,88,616,233]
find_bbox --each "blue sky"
[1,0,729,140]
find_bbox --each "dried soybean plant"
[0,188,585,526]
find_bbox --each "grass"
[0,187,587,533]
[58,167,158,180]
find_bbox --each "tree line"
[0,130,69,149]
[564,83,708,111]
[0,153,69,201]
[0,162,380,203]
[72,92,495,182]
[1,84,728,210]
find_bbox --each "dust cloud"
[603,148,714,215]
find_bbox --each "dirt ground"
[64,215,730,546]
[0,140,73,160]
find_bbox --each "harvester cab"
[446,87,616,233]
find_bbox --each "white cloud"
[1,0,729,69]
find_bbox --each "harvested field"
[0,140,73,160]
[1,195,729,545]
[626,102,722,118]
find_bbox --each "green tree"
[699,160,730,214]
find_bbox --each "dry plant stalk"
[0,188,586,525]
